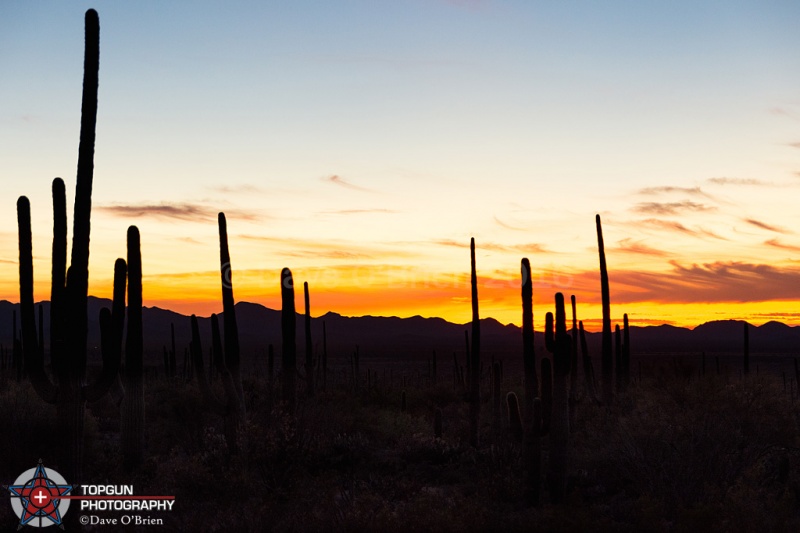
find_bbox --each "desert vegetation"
[3,8,800,532]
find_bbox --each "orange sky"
[3,3,800,331]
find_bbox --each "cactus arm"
[50,178,67,378]
[85,258,126,402]
[18,196,58,403]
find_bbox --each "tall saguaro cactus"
[218,213,245,414]
[281,268,297,413]
[121,226,144,470]
[17,10,122,482]
[469,238,481,448]
[596,214,613,406]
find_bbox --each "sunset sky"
[2,1,800,330]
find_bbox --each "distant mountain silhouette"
[0,298,798,369]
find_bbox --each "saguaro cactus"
[218,213,245,414]
[596,214,613,405]
[120,226,145,471]
[17,10,124,481]
[469,238,481,448]
[191,312,242,454]
[281,268,297,413]
[544,293,571,504]
[304,281,314,397]
[521,258,538,420]
[743,322,750,376]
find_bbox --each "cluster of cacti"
[120,226,145,471]
[162,323,178,379]
[544,294,571,503]
[191,213,245,455]
[15,10,130,481]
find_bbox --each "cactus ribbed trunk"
[121,227,144,471]
[596,214,613,406]
[469,238,481,448]
[569,295,578,428]
[281,268,297,414]
[622,313,630,390]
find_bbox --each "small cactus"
[506,392,523,443]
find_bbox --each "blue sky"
[2,1,800,327]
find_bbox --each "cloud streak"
[97,203,261,222]
[323,175,374,193]
[637,186,713,199]
[744,218,790,234]
[612,238,669,257]
[633,201,715,216]
[433,239,548,254]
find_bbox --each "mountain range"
[0,298,795,369]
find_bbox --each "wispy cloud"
[433,239,548,254]
[707,177,773,186]
[633,201,715,216]
[639,218,696,235]
[494,215,528,231]
[637,218,726,240]
[744,218,790,234]
[788,142,800,149]
[637,186,713,198]
[765,239,800,252]
[208,184,265,194]
[238,234,419,260]
[97,203,261,222]
[319,208,399,215]
[565,261,800,304]
[612,238,669,257]
[323,175,374,193]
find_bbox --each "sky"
[2,0,800,330]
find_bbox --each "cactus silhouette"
[521,258,538,420]
[218,213,246,414]
[303,281,314,397]
[544,293,571,504]
[579,321,600,404]
[281,268,297,413]
[596,214,613,405]
[743,322,750,376]
[190,215,245,454]
[15,10,123,481]
[120,226,145,471]
[506,391,523,443]
[469,238,481,448]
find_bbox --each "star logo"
[5,460,74,529]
